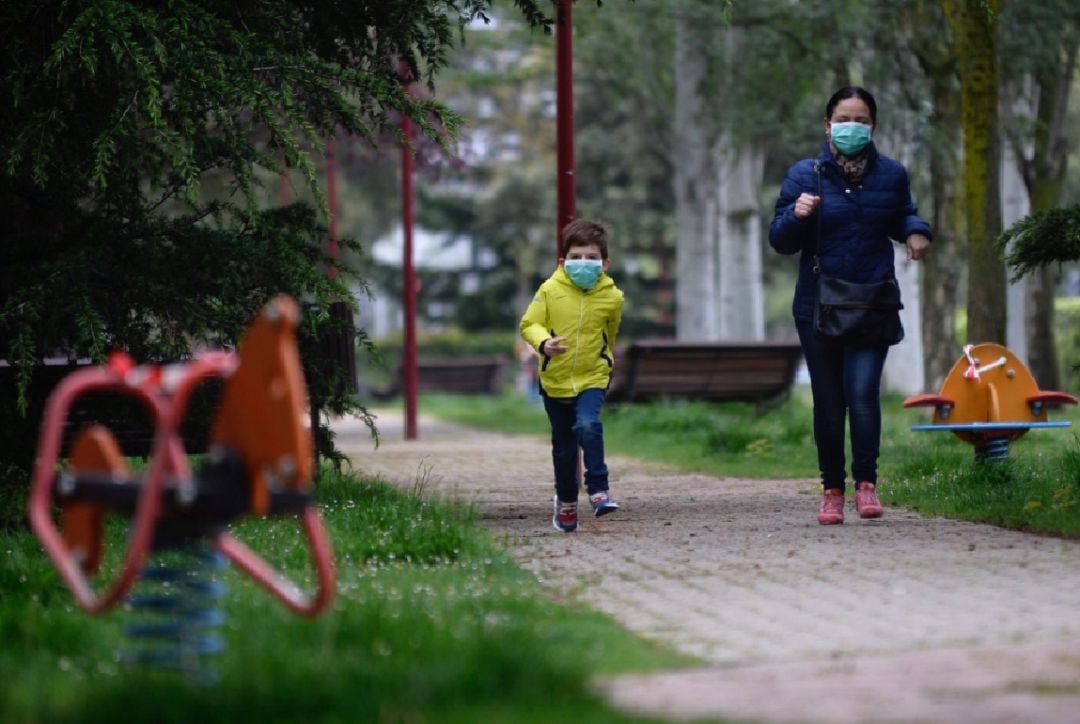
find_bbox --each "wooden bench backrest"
[0,363,217,458]
[416,356,507,394]
[608,341,802,403]
[369,355,508,399]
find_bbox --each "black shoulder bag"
[811,162,905,347]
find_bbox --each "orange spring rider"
[28,296,335,674]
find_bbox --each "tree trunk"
[876,108,925,394]
[942,0,1005,344]
[673,16,764,341]
[716,140,765,340]
[1019,40,1076,390]
[915,75,963,389]
[673,12,719,340]
[1002,141,1035,364]
[907,8,964,390]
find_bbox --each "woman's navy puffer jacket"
[769,141,933,322]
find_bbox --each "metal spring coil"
[121,544,227,682]
[977,437,1011,462]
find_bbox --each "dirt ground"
[333,409,1080,724]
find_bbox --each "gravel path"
[333,409,1080,723]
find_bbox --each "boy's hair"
[560,218,610,259]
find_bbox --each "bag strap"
[812,161,822,275]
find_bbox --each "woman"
[769,86,932,525]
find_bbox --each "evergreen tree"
[0,0,550,475]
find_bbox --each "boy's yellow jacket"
[519,266,624,398]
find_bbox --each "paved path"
[333,409,1080,723]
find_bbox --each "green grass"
[0,470,692,723]
[881,430,1080,536]
[420,391,820,479]
[421,388,1080,537]
[420,392,552,437]
[878,392,1080,536]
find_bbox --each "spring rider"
[28,295,335,678]
[903,342,1077,461]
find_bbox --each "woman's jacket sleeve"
[769,163,814,255]
[889,166,933,243]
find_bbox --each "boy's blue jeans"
[796,319,889,491]
[542,388,609,503]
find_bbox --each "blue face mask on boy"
[829,121,872,156]
[563,259,604,290]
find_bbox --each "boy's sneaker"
[855,482,884,519]
[818,488,845,525]
[553,495,578,532]
[589,491,620,517]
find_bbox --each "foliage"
[0,469,688,722]
[346,0,1078,351]
[408,11,561,331]
[405,0,861,339]
[1056,296,1080,394]
[998,204,1080,279]
[0,0,563,478]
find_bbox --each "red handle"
[217,508,337,617]
[29,364,173,613]
[29,351,336,616]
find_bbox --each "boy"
[519,218,624,532]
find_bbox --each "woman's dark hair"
[825,86,877,123]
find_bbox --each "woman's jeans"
[542,388,609,503]
[796,319,889,491]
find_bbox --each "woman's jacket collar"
[817,139,879,175]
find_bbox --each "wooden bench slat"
[0,363,219,458]
[607,340,802,404]
[371,355,508,398]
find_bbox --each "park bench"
[0,359,217,460]
[371,355,509,399]
[606,340,803,406]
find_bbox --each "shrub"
[1057,296,1080,395]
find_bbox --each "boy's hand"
[543,336,568,356]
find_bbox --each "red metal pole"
[555,0,575,261]
[401,102,419,440]
[556,0,585,488]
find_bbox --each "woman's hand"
[793,193,821,220]
[905,234,930,261]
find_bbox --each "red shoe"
[855,482,884,519]
[818,488,845,525]
[552,495,578,532]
